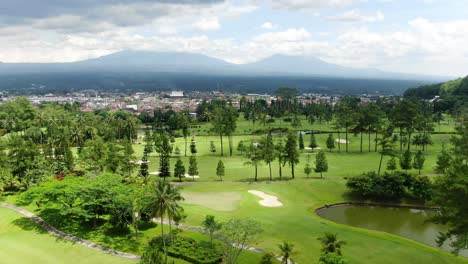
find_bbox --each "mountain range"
[0,50,447,80]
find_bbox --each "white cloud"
[194,17,221,31]
[271,0,367,10]
[327,9,384,23]
[260,22,277,30]
[1,11,467,76]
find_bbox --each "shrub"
[150,236,222,264]
[346,171,432,201]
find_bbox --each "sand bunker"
[184,174,200,179]
[132,160,149,165]
[305,147,322,150]
[335,139,349,144]
[248,190,283,207]
[182,192,241,211]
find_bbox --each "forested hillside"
[404,76,468,116]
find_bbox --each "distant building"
[170,91,184,97]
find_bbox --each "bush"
[150,236,222,264]
[319,253,348,264]
[346,171,432,201]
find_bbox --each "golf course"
[0,94,467,264]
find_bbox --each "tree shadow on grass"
[139,221,157,231]
[11,217,48,234]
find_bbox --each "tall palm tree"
[317,232,346,256]
[278,241,295,264]
[148,180,184,263]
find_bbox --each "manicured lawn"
[179,180,468,264]
[0,207,135,264]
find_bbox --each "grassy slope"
[179,180,468,264]
[0,207,134,264]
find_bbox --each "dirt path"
[0,202,140,260]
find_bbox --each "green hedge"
[151,236,223,264]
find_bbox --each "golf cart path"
[0,202,140,260]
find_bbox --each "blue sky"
[0,0,467,76]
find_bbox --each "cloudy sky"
[0,0,467,76]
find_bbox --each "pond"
[316,204,468,257]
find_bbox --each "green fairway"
[0,207,135,264]
[179,180,468,264]
[182,192,242,211]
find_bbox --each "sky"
[0,0,467,76]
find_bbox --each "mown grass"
[179,180,468,264]
[0,206,135,264]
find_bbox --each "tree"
[158,134,172,180]
[435,150,451,174]
[317,232,346,256]
[284,132,300,179]
[278,241,295,264]
[138,153,149,179]
[174,159,185,182]
[386,157,397,171]
[79,136,107,173]
[190,137,197,155]
[220,218,262,264]
[148,179,184,262]
[210,141,216,154]
[413,150,425,174]
[304,163,313,178]
[179,113,190,157]
[309,133,318,152]
[431,122,468,254]
[244,141,263,181]
[315,151,328,178]
[260,253,275,264]
[377,126,397,176]
[335,98,360,152]
[216,160,225,181]
[261,131,276,181]
[201,215,222,246]
[188,156,198,180]
[399,149,412,171]
[121,139,136,178]
[298,132,305,150]
[326,133,335,152]
[275,139,285,179]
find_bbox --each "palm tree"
[278,241,295,264]
[317,232,346,256]
[148,180,184,263]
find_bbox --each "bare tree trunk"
[291,163,295,179]
[161,217,168,263]
[269,162,272,181]
[220,134,224,157]
[255,165,258,181]
[378,152,384,176]
[346,127,349,152]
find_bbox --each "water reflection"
[317,204,467,257]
